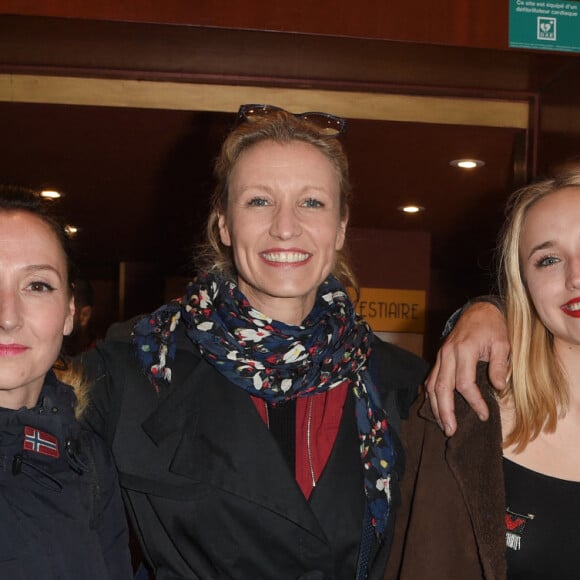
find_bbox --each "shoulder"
[369,336,429,427]
[370,335,429,390]
[101,314,202,358]
[82,315,202,375]
[80,314,205,434]
[78,318,137,380]
[77,317,149,440]
[104,316,140,343]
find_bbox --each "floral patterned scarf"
[133,271,395,538]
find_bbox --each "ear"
[79,305,93,328]
[218,212,232,247]
[335,212,348,251]
[63,296,75,336]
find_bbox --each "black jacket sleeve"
[84,431,134,579]
[79,319,139,446]
[370,335,429,434]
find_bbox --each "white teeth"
[262,252,309,263]
[565,302,580,312]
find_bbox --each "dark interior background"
[0,101,522,354]
[2,7,580,362]
[0,102,521,272]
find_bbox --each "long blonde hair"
[498,168,580,449]
[196,109,358,293]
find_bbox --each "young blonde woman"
[386,169,580,580]
[82,106,429,580]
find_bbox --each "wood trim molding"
[0,74,529,129]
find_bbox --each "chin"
[269,285,318,299]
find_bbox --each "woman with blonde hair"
[83,105,428,579]
[386,168,580,579]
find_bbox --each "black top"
[267,399,297,477]
[504,457,580,580]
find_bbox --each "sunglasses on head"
[237,104,346,137]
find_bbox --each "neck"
[0,383,42,410]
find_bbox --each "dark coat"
[82,319,428,580]
[0,373,132,579]
[384,362,507,580]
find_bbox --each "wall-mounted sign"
[353,288,426,333]
[509,0,580,52]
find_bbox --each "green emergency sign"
[509,0,580,52]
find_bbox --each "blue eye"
[303,198,323,208]
[247,197,269,207]
[536,255,559,268]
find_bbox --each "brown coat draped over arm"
[385,362,507,580]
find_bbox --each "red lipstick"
[0,344,28,356]
[561,297,580,318]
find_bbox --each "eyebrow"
[238,184,330,194]
[527,240,554,260]
[23,264,64,281]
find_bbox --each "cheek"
[229,220,257,254]
[526,280,543,312]
[38,302,74,339]
[526,275,557,317]
[322,221,345,253]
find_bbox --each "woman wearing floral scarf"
[83,105,428,580]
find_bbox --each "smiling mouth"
[261,251,310,263]
[561,300,580,317]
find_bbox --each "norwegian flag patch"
[23,426,59,458]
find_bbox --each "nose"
[269,203,302,240]
[0,287,23,332]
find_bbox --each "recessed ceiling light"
[40,189,62,199]
[398,205,425,214]
[449,159,485,169]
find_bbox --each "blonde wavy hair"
[498,167,580,449]
[195,109,358,293]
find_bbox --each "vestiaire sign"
[509,0,580,52]
[351,288,426,333]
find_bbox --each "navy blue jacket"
[0,372,132,579]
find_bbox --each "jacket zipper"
[307,397,317,488]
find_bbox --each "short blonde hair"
[196,109,358,291]
[498,167,580,449]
